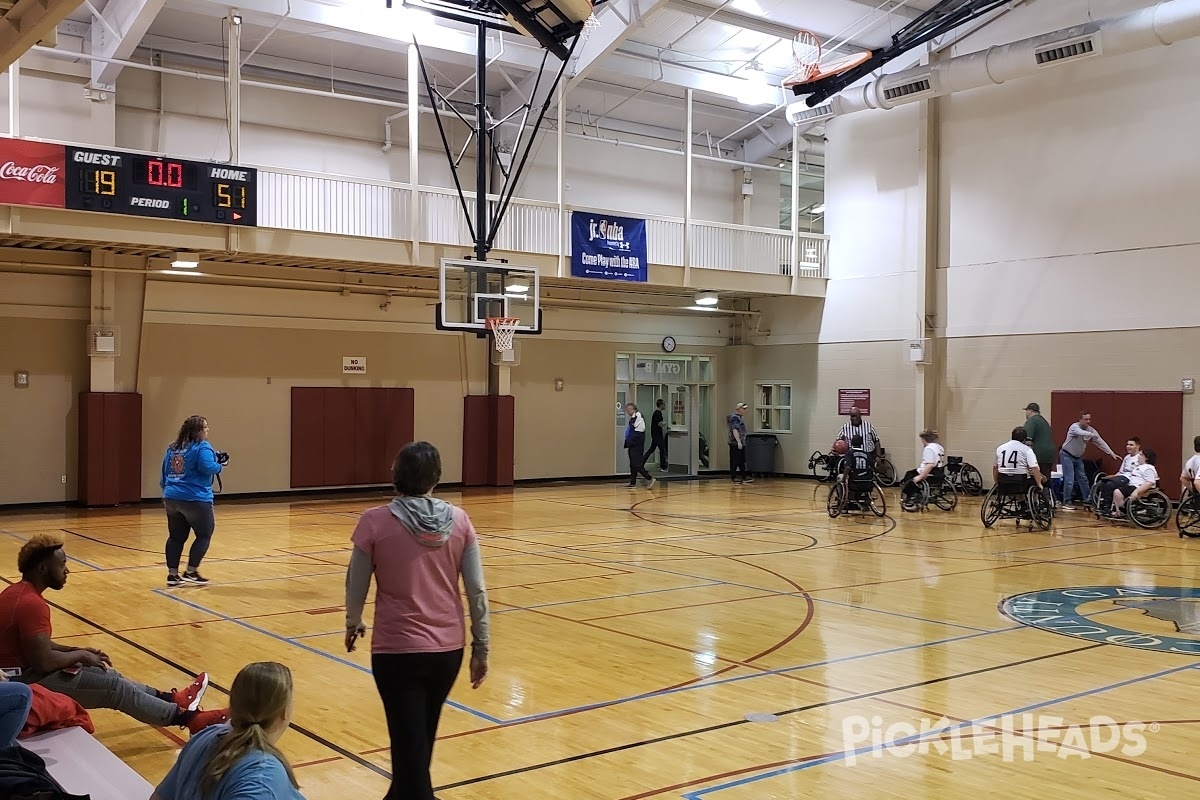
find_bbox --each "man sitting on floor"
[0,534,227,735]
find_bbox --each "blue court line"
[0,529,105,571]
[151,589,504,725]
[682,659,1200,799]
[809,597,993,632]
[290,581,727,638]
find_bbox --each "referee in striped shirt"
[837,408,881,461]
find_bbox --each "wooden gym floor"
[2,478,1200,799]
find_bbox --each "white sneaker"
[1061,504,1077,511]
[647,477,657,489]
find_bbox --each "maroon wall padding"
[383,388,415,484]
[354,388,386,486]
[462,395,491,487]
[1051,390,1184,500]
[291,387,416,489]
[78,392,142,506]
[323,388,357,487]
[489,395,515,487]
[290,388,326,488]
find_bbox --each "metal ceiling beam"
[0,0,83,72]
[567,0,670,85]
[662,0,879,53]
[90,0,168,90]
[840,0,920,21]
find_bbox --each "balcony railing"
[256,167,828,279]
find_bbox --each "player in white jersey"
[1112,449,1159,517]
[1182,436,1200,496]
[901,430,946,510]
[1096,437,1142,515]
[994,426,1045,490]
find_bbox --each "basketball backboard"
[437,258,541,334]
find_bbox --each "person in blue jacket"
[161,415,226,588]
[152,661,305,800]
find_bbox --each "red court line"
[293,756,344,769]
[578,592,779,622]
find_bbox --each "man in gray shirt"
[1059,411,1120,510]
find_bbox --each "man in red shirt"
[0,534,227,734]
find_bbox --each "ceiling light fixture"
[505,279,529,294]
[695,292,719,306]
[171,252,200,269]
[810,204,825,215]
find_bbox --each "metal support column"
[225,11,241,163]
[790,125,801,293]
[683,88,693,286]
[408,43,421,261]
[556,79,566,278]
[7,58,18,137]
[914,47,942,461]
[474,24,489,264]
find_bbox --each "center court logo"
[841,714,1153,764]
[1000,586,1200,655]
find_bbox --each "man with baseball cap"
[728,403,752,484]
[1023,403,1056,478]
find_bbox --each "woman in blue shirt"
[152,662,304,800]
[160,415,226,588]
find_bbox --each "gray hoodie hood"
[389,496,456,546]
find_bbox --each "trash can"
[745,433,779,475]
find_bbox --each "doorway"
[615,354,714,477]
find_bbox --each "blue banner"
[570,211,648,282]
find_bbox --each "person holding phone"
[344,442,490,800]
[161,415,227,587]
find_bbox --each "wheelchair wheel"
[812,452,837,483]
[875,458,898,488]
[1088,480,1105,517]
[981,486,1002,528]
[826,482,845,518]
[1129,489,1171,530]
[934,483,958,511]
[1028,486,1053,531]
[959,464,984,496]
[1176,490,1200,538]
[869,484,887,517]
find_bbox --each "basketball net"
[783,30,822,88]
[580,12,601,45]
[486,317,520,356]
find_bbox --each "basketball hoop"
[486,317,521,357]
[580,11,601,44]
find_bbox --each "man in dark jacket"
[1023,403,1056,479]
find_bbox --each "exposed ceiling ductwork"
[785,0,1200,121]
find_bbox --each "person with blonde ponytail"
[152,662,304,800]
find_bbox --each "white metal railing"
[256,167,828,279]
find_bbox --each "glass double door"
[616,355,714,477]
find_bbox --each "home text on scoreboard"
[64,147,258,226]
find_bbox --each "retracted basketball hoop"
[782,29,873,92]
[486,317,521,363]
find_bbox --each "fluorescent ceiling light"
[695,292,719,306]
[685,305,720,312]
[158,269,207,277]
[505,279,529,294]
[171,253,199,269]
[810,204,825,215]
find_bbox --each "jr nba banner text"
[570,211,648,282]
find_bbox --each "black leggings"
[164,499,215,572]
[372,650,464,800]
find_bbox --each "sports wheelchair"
[901,468,958,513]
[1088,473,1172,530]
[827,470,887,518]
[810,448,897,488]
[981,476,1053,531]
[945,456,984,496]
[1177,488,1200,538]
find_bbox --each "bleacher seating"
[22,726,153,800]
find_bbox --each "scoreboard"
[64,147,258,226]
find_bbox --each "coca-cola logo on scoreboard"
[0,138,66,208]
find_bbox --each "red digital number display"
[146,159,183,188]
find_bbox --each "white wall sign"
[342,356,367,375]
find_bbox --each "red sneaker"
[172,672,209,712]
[186,707,230,735]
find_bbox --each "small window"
[755,382,792,433]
